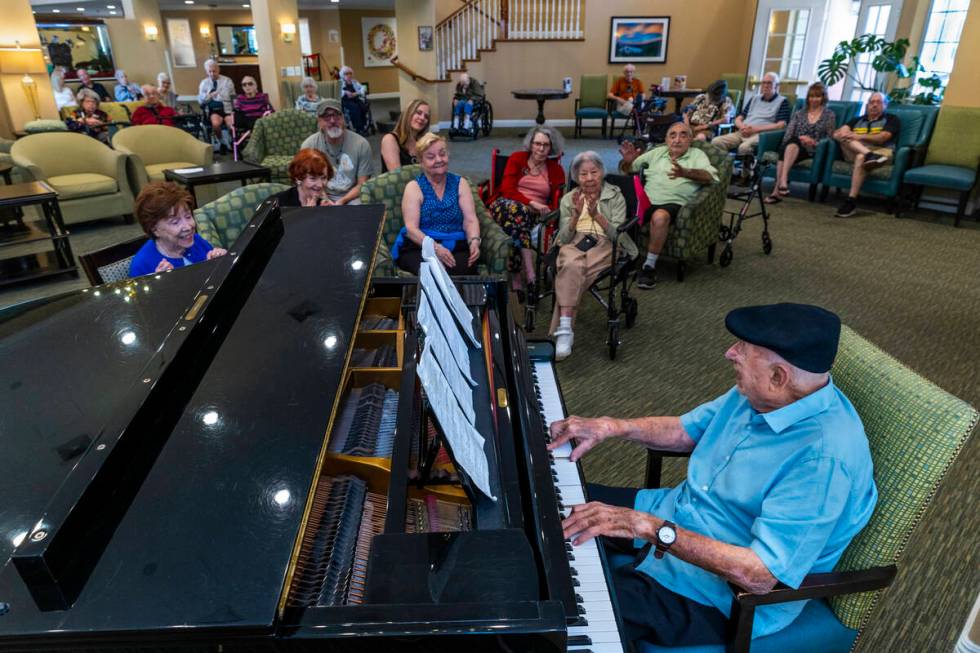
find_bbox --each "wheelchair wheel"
[762,232,773,255]
[608,323,620,360]
[481,104,493,137]
[719,224,732,241]
[720,245,733,267]
[624,297,638,328]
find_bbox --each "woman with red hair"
[275,148,336,207]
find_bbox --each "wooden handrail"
[437,0,504,30]
[389,56,444,84]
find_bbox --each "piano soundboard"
[0,201,630,652]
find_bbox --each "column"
[0,0,57,135]
[250,0,302,110]
[115,0,169,89]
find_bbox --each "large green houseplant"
[817,34,944,104]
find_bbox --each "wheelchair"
[525,172,641,360]
[718,150,775,267]
[200,101,235,154]
[343,96,376,137]
[448,94,493,141]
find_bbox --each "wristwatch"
[654,520,677,559]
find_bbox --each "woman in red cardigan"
[488,124,565,298]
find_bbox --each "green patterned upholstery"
[359,164,509,278]
[827,325,977,630]
[241,110,318,184]
[24,119,68,133]
[194,182,290,249]
[636,140,733,274]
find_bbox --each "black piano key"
[568,635,593,646]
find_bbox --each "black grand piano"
[0,201,628,652]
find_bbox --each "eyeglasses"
[243,81,255,86]
[531,140,550,148]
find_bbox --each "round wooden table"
[511,88,570,125]
[659,88,703,115]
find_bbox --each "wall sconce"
[144,24,159,41]
[281,22,296,43]
[0,42,47,120]
[199,25,211,38]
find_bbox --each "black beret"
[725,303,841,373]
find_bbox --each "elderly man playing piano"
[548,303,877,647]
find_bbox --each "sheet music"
[421,308,476,422]
[419,252,480,348]
[417,280,474,386]
[417,345,495,500]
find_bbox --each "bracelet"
[468,236,482,244]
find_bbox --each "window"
[916,0,969,92]
[299,18,312,56]
[848,2,894,103]
[762,9,811,79]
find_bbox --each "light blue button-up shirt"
[633,380,877,638]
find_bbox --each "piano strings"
[405,495,472,533]
[328,382,399,458]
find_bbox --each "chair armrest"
[908,144,928,169]
[182,137,214,166]
[617,215,639,233]
[644,448,693,488]
[757,130,784,155]
[823,140,842,179]
[11,157,46,183]
[724,566,897,653]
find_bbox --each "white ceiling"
[30,0,393,19]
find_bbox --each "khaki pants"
[549,233,613,334]
[711,131,761,156]
[841,144,893,163]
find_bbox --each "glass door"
[842,0,904,103]
[748,0,827,99]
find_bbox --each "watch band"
[654,520,677,559]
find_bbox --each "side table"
[165,161,273,206]
[0,181,78,287]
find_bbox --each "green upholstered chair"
[194,182,290,249]
[758,100,861,201]
[112,125,213,193]
[635,140,733,281]
[819,105,939,205]
[899,105,980,227]
[358,164,509,278]
[11,131,136,226]
[575,74,609,138]
[280,79,341,111]
[240,110,318,184]
[635,324,977,653]
[721,73,747,104]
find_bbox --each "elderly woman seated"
[157,72,178,107]
[129,181,227,278]
[295,77,323,115]
[234,75,274,131]
[340,66,369,134]
[392,133,481,276]
[66,89,111,143]
[113,69,144,102]
[487,124,565,298]
[684,80,735,141]
[380,98,430,173]
[550,151,637,361]
[51,69,77,111]
[274,148,336,207]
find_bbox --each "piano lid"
[0,204,384,640]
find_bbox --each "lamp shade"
[0,48,46,74]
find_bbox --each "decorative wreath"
[367,24,396,60]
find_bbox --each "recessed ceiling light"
[77,7,85,10]
[242,3,250,6]
[107,4,116,7]
[52,8,61,12]
[109,10,116,14]
[185,0,194,3]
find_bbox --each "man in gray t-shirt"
[300,98,373,204]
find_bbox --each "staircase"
[434,0,585,81]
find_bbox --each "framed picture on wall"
[166,18,196,68]
[362,17,398,67]
[36,21,115,79]
[418,26,433,51]
[608,17,670,64]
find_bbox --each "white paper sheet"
[423,314,476,422]
[418,281,474,386]
[172,167,204,174]
[417,345,495,501]
[420,260,481,348]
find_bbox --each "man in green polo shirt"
[630,122,718,289]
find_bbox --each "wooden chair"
[79,236,147,285]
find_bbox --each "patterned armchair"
[635,140,733,281]
[240,110,318,184]
[195,182,290,249]
[359,164,509,278]
[758,100,861,201]
[638,324,977,653]
[819,105,939,204]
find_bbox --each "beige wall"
[339,9,399,94]
[433,0,757,122]
[394,0,439,115]
[944,0,980,107]
[301,9,343,76]
[251,0,302,110]
[0,0,58,134]
[160,9,260,96]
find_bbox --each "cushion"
[47,172,118,199]
[923,105,980,169]
[904,164,977,191]
[831,160,894,181]
[261,155,294,184]
[24,119,68,134]
[145,162,199,181]
[576,107,608,118]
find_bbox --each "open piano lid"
[0,203,384,642]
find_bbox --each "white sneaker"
[554,326,574,361]
[463,116,473,130]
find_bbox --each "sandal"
[777,186,791,196]
[763,195,783,205]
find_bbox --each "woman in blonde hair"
[380,98,431,173]
[51,69,77,111]
[391,133,481,275]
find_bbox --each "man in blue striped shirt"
[712,72,792,158]
[550,303,878,647]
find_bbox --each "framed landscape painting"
[609,17,669,64]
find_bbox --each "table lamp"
[0,44,47,120]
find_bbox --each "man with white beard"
[300,98,373,205]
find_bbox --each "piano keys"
[0,200,628,652]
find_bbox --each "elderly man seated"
[831,92,901,218]
[130,85,177,126]
[549,303,877,648]
[712,72,790,179]
[607,63,645,116]
[301,98,373,205]
[623,122,718,289]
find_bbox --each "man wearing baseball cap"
[300,98,373,205]
[549,303,878,647]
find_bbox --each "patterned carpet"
[1,130,978,650]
